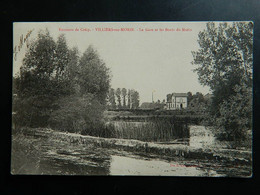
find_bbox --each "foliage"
[13,30,111,136]
[187,92,193,105]
[13,94,55,128]
[192,22,253,91]
[121,88,127,108]
[48,94,105,133]
[130,90,140,109]
[192,22,253,141]
[13,31,72,128]
[108,88,140,110]
[127,89,131,108]
[115,88,122,108]
[108,88,117,109]
[214,84,252,141]
[187,92,210,114]
[77,46,111,103]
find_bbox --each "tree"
[108,88,116,109]
[21,29,56,79]
[192,22,253,90]
[115,88,122,109]
[127,89,132,108]
[77,46,111,104]
[195,92,205,103]
[215,83,252,141]
[131,90,140,109]
[14,30,71,127]
[187,92,193,106]
[188,92,207,113]
[192,22,253,141]
[121,88,127,108]
[48,94,105,134]
[64,47,80,94]
[55,34,70,80]
[50,46,111,134]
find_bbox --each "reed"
[108,118,189,142]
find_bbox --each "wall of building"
[166,96,187,110]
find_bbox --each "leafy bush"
[13,30,111,136]
[214,84,252,141]
[12,95,53,128]
[48,94,105,133]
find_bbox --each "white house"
[166,93,188,110]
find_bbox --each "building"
[166,93,188,110]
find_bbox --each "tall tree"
[192,22,253,115]
[131,90,140,109]
[192,22,253,141]
[64,47,80,94]
[14,30,70,127]
[127,89,131,108]
[115,88,122,109]
[77,45,111,104]
[108,88,117,109]
[55,34,70,79]
[121,88,127,108]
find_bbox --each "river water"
[11,126,251,177]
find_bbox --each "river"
[11,126,251,177]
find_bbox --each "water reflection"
[38,147,111,175]
[12,135,111,175]
[109,155,221,176]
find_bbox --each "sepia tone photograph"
[12,22,253,177]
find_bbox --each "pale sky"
[13,22,211,103]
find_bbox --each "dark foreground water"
[11,127,252,177]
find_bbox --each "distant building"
[166,93,188,110]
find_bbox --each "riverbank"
[20,127,252,166]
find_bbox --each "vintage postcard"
[12,22,253,176]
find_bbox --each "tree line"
[108,88,140,109]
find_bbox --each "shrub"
[48,94,106,135]
[214,84,252,141]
